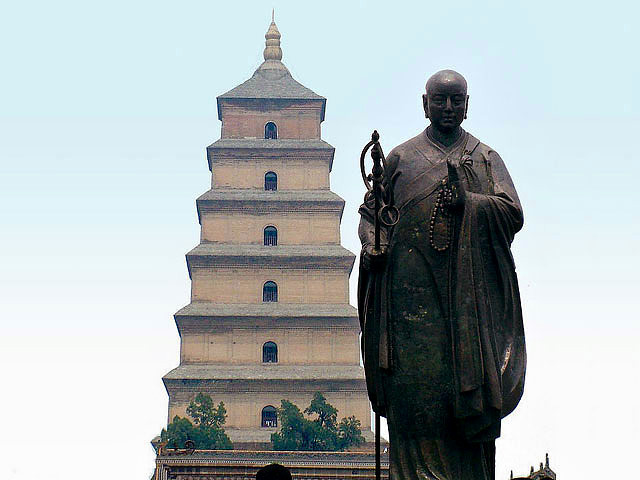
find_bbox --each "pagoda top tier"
[217,17,325,120]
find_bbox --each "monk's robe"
[358,128,526,480]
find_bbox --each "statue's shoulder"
[387,130,428,161]
[467,132,501,159]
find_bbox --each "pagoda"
[161,16,373,450]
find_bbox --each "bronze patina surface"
[358,70,526,480]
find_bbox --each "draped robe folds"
[357,129,526,480]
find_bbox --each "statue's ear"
[464,95,469,119]
[422,94,429,119]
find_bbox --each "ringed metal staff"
[360,130,398,480]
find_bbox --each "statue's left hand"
[446,159,466,208]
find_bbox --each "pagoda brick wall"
[220,101,322,139]
[189,269,349,303]
[211,162,329,189]
[179,328,360,365]
[200,213,339,244]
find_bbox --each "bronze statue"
[358,70,526,480]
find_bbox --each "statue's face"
[423,77,467,133]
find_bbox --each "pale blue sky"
[1,1,638,479]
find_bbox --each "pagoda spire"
[263,13,282,61]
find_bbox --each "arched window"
[262,405,277,428]
[264,226,277,246]
[264,171,277,191]
[263,281,278,302]
[263,341,278,363]
[264,122,277,139]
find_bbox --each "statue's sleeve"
[452,148,526,439]
[478,150,524,239]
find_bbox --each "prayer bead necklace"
[429,179,453,252]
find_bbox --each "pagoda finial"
[272,8,274,22]
[263,13,282,61]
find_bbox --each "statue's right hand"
[362,244,388,271]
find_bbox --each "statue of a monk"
[358,70,526,480]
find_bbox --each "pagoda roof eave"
[184,243,356,275]
[217,97,326,123]
[195,189,346,220]
[207,138,334,151]
[196,188,344,204]
[163,364,366,381]
[175,302,358,318]
[216,60,327,121]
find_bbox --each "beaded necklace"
[429,178,454,251]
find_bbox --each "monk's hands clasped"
[446,159,466,209]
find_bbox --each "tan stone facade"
[179,328,360,365]
[189,268,350,304]
[211,162,329,190]
[220,102,323,140]
[200,212,339,244]
[161,19,373,451]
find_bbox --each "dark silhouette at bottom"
[256,463,292,480]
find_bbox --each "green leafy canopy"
[271,392,365,451]
[160,392,233,450]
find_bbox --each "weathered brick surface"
[190,268,349,304]
[220,102,322,139]
[211,161,329,190]
[200,212,340,244]
[180,327,359,365]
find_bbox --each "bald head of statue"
[422,70,469,136]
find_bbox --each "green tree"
[305,392,338,430]
[337,416,365,450]
[160,393,233,450]
[187,392,228,430]
[271,400,313,450]
[161,416,195,449]
[271,393,365,451]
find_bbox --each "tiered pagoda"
[161,17,373,451]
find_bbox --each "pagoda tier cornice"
[208,138,333,150]
[163,365,366,393]
[186,244,355,273]
[174,302,359,334]
[207,139,335,171]
[176,302,357,318]
[165,364,365,381]
[165,378,366,395]
[176,318,360,334]
[196,189,345,218]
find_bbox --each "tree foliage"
[160,392,233,450]
[271,392,365,451]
